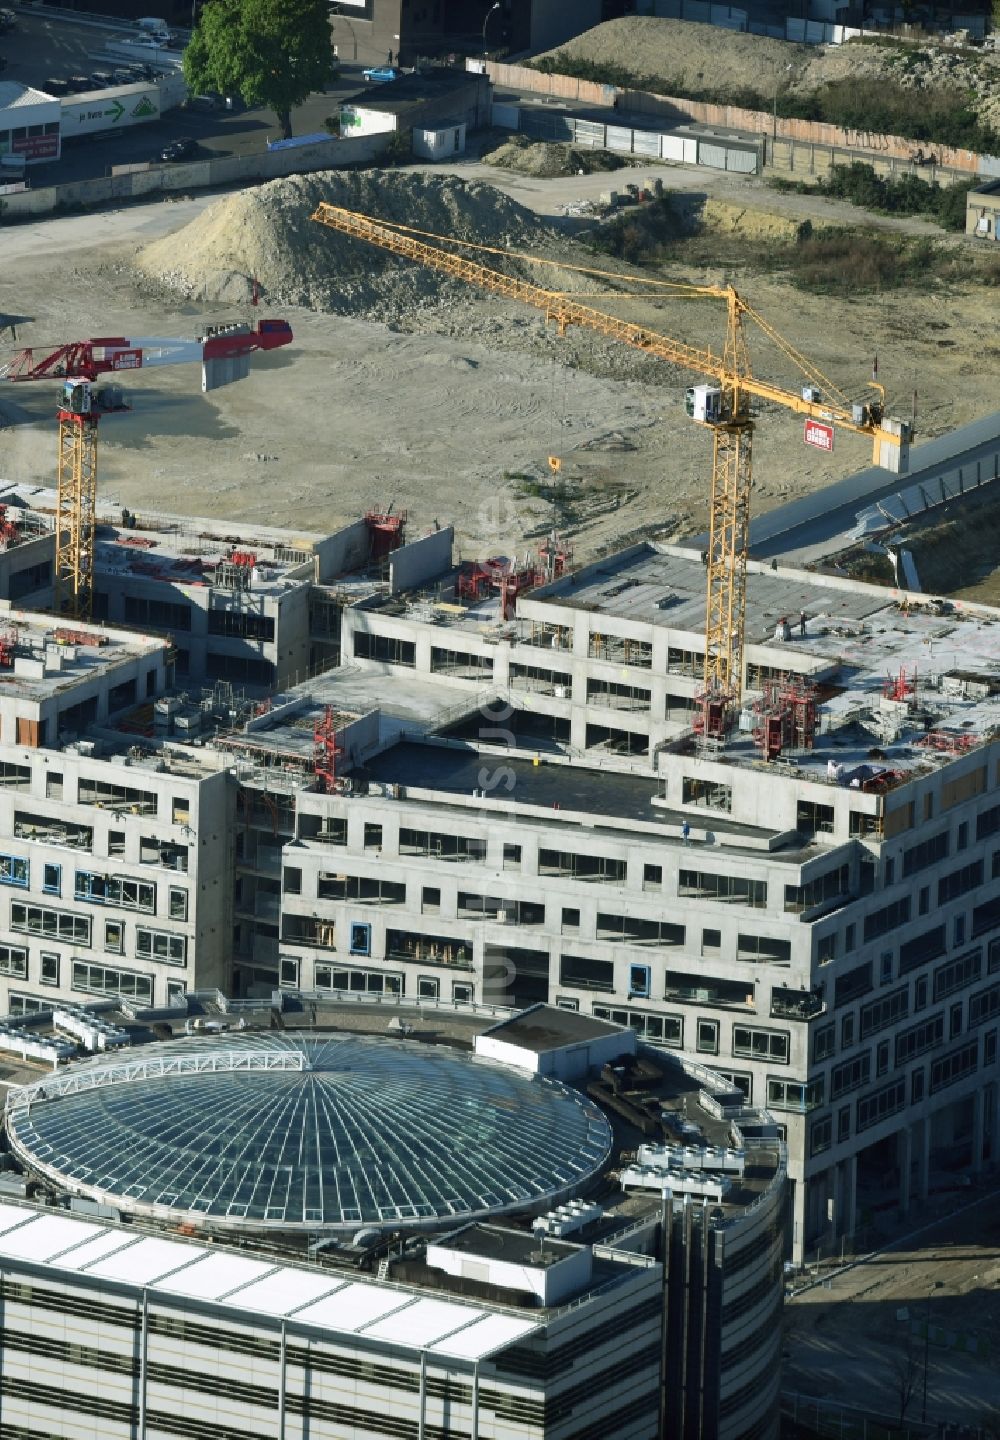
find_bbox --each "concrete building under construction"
[0,493,995,1266]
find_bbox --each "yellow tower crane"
[311,203,911,722]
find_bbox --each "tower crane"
[0,319,293,620]
[310,203,912,727]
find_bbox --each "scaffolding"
[365,509,406,562]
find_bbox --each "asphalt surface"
[1,9,366,184]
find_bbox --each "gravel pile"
[538,17,1000,134]
[136,169,562,318]
[482,135,629,178]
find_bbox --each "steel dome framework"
[5,1033,613,1231]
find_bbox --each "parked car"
[90,70,114,89]
[111,68,138,85]
[0,9,16,32]
[362,65,400,83]
[66,75,92,93]
[44,77,71,96]
[129,34,165,50]
[156,137,198,163]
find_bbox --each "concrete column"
[838,1154,857,1241]
[898,1123,912,1216]
[970,1085,985,1176]
[916,1116,931,1202]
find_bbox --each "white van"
[137,16,171,41]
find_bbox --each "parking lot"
[1,7,362,184]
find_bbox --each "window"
[969,983,1000,1028]
[643,863,662,890]
[560,954,613,993]
[845,923,856,953]
[860,988,908,1038]
[914,976,928,1012]
[841,1013,855,1048]
[831,1053,871,1098]
[598,913,684,947]
[835,962,872,1007]
[43,863,61,896]
[681,777,732,812]
[171,797,190,825]
[977,803,1000,841]
[737,934,791,964]
[78,779,157,816]
[884,857,894,886]
[136,928,186,966]
[104,920,124,954]
[629,964,651,1000]
[912,1068,925,1103]
[0,853,28,888]
[283,868,301,897]
[856,1079,906,1132]
[702,928,721,952]
[934,948,982,1001]
[938,860,983,906]
[919,886,930,916]
[954,915,966,948]
[838,1106,851,1143]
[810,1115,833,1156]
[814,1024,835,1062]
[973,895,1000,939]
[950,1001,963,1038]
[767,1076,824,1112]
[453,982,473,1004]
[876,1039,890,1076]
[903,830,949,877]
[350,922,372,956]
[503,844,521,871]
[46,772,63,800]
[74,872,155,912]
[864,898,911,942]
[0,945,27,978]
[895,1014,944,1066]
[540,849,626,884]
[985,1029,998,1067]
[11,903,89,946]
[817,933,836,964]
[166,887,188,922]
[418,976,440,1000]
[72,961,152,1004]
[957,821,969,851]
[40,952,59,987]
[562,907,580,930]
[680,870,766,907]
[880,951,894,985]
[314,963,403,995]
[364,823,382,850]
[732,1025,789,1064]
[279,957,299,988]
[797,800,834,836]
[929,1039,978,1093]
[697,1018,719,1054]
[593,1004,683,1048]
[422,887,441,913]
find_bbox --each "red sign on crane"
[804,419,835,453]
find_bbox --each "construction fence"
[483,60,1000,179]
[0,132,390,220]
[514,107,762,174]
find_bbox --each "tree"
[889,1336,921,1429]
[183,0,334,139]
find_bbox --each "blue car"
[362,65,399,83]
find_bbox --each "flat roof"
[0,609,164,704]
[353,67,485,113]
[481,1004,632,1054]
[436,1222,581,1269]
[0,1199,540,1359]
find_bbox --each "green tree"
[183,0,334,139]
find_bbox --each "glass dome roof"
[7,1033,612,1231]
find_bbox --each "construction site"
[2,22,1000,1430]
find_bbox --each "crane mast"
[2,320,293,619]
[311,202,911,718]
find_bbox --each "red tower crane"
[0,319,293,618]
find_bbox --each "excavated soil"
[482,136,629,179]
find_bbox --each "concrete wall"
[0,133,391,220]
[388,526,454,595]
[315,519,371,582]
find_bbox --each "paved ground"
[785,1182,1000,1430]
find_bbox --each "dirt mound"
[537,17,813,97]
[538,17,1000,133]
[135,169,559,317]
[483,135,628,178]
